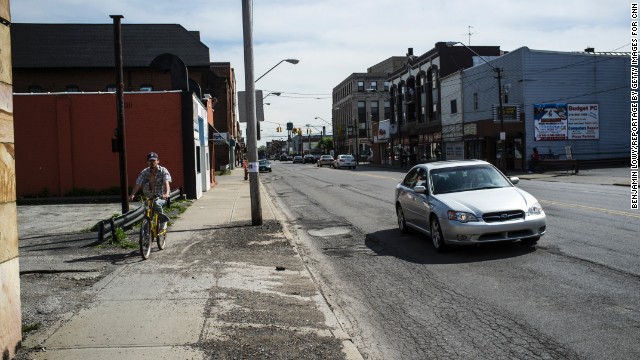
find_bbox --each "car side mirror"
[509,176,520,185]
[414,185,427,194]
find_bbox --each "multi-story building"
[387,43,502,167]
[332,57,404,162]
[207,62,239,170]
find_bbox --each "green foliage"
[22,323,41,334]
[216,168,231,176]
[99,226,137,249]
[318,137,334,151]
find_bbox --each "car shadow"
[364,228,536,265]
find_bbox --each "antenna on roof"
[466,26,476,45]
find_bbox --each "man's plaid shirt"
[135,165,172,197]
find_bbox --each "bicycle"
[139,196,169,259]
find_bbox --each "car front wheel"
[430,217,447,252]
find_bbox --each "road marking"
[541,199,640,219]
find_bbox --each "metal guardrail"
[97,188,184,242]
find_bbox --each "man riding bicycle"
[129,152,172,230]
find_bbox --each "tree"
[317,137,333,153]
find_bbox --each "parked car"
[279,154,288,161]
[317,155,334,167]
[292,155,303,164]
[395,160,546,252]
[258,159,272,172]
[303,154,316,164]
[333,154,356,169]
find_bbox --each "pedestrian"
[243,157,248,180]
[129,152,172,230]
[528,147,539,173]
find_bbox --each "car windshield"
[341,155,354,160]
[430,165,512,194]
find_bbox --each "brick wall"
[13,92,186,197]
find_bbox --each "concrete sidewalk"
[20,168,361,360]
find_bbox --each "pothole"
[307,227,351,237]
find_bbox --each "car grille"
[482,210,525,223]
[478,229,535,241]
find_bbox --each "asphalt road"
[261,162,639,360]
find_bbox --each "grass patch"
[22,323,41,334]
[98,227,137,249]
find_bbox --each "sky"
[10,0,631,147]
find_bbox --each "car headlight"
[447,210,479,223]
[528,202,544,215]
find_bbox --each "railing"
[97,187,184,242]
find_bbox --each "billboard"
[533,103,599,141]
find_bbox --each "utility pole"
[110,15,129,214]
[241,0,262,225]
[496,67,506,173]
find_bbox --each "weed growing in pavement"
[22,323,41,334]
[98,227,137,249]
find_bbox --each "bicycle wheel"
[139,218,152,259]
[157,226,167,250]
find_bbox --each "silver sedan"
[395,160,546,252]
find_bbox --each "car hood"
[435,187,538,214]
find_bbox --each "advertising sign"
[533,103,568,141]
[567,104,599,139]
[213,132,228,145]
[377,119,390,142]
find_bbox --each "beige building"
[0,1,22,358]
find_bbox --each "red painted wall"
[14,92,186,197]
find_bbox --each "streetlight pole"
[446,41,505,172]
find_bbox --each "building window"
[371,100,379,121]
[28,85,43,93]
[473,92,479,110]
[370,81,377,91]
[357,81,364,92]
[66,85,79,92]
[450,99,457,114]
[384,100,391,120]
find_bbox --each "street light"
[446,41,505,172]
[314,116,332,125]
[263,91,281,99]
[255,59,299,83]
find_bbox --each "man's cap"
[147,152,158,161]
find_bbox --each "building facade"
[387,43,502,167]
[332,57,404,162]
[460,46,630,170]
[10,23,239,198]
[1,1,22,357]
